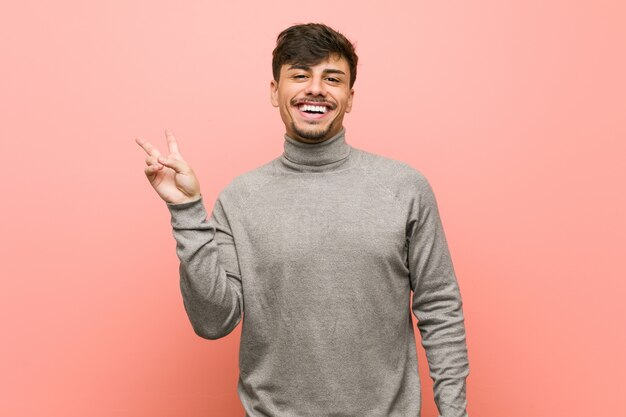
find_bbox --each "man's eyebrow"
[322,69,346,76]
[286,65,346,76]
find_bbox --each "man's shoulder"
[350,147,437,203]
[217,157,279,203]
[353,147,430,187]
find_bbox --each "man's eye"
[293,74,307,79]
[326,77,340,83]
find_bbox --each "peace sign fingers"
[135,128,202,204]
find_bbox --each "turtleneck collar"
[282,128,352,168]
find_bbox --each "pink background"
[1,1,625,416]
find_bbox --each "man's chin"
[291,123,333,142]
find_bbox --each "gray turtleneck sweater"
[166,129,470,417]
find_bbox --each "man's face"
[270,54,354,143]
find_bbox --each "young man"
[136,23,470,417]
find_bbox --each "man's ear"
[270,80,279,107]
[345,89,355,113]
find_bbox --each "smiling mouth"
[294,101,335,121]
[298,104,328,114]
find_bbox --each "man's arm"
[407,174,470,417]
[167,193,243,340]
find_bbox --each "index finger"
[135,136,161,157]
[165,129,181,155]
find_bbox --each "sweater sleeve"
[166,193,243,340]
[406,174,470,417]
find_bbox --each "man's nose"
[304,76,326,96]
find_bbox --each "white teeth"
[299,104,327,114]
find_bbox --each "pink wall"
[1,1,624,416]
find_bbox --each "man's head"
[272,23,358,89]
[270,23,358,143]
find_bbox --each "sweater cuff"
[166,195,208,229]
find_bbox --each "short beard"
[291,121,333,142]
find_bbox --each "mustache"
[290,98,336,109]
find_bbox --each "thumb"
[158,156,188,174]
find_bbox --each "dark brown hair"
[272,23,358,88]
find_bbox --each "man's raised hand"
[135,129,202,205]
